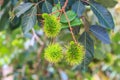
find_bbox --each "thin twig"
[81,16,90,32]
[62,0,77,43]
[35,36,46,73]
[32,28,44,45]
[63,11,77,43]
[36,14,42,16]
[50,9,62,15]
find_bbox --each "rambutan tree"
[0,0,119,79]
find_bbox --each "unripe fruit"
[65,41,85,65]
[42,13,61,37]
[44,43,63,63]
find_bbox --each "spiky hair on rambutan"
[42,13,61,37]
[44,43,63,63]
[65,41,85,66]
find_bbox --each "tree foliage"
[0,0,119,79]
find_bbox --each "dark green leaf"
[0,15,9,31]
[68,0,75,6]
[54,0,59,4]
[11,0,18,6]
[0,8,9,31]
[42,1,52,13]
[22,6,37,34]
[78,32,94,69]
[14,3,33,17]
[90,25,111,44]
[9,16,21,30]
[90,2,114,29]
[54,0,65,6]
[72,0,85,17]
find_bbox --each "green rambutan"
[44,43,63,63]
[42,13,61,37]
[65,41,85,65]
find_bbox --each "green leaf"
[0,2,10,31]
[22,6,37,34]
[52,3,61,17]
[42,1,53,13]
[60,10,77,23]
[94,47,105,60]
[90,25,110,44]
[14,3,33,17]
[90,2,114,29]
[0,9,9,31]
[61,18,82,29]
[96,0,117,8]
[72,0,85,17]
[78,32,94,70]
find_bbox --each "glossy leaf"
[9,16,21,30]
[0,10,9,31]
[0,2,11,31]
[42,1,52,13]
[54,0,59,4]
[61,18,81,29]
[11,0,18,6]
[90,25,111,44]
[60,10,76,23]
[22,6,37,34]
[68,0,75,7]
[78,32,94,69]
[54,0,64,5]
[72,0,85,17]
[90,2,114,29]
[14,3,33,17]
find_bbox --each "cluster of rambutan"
[42,13,85,66]
[44,41,85,66]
